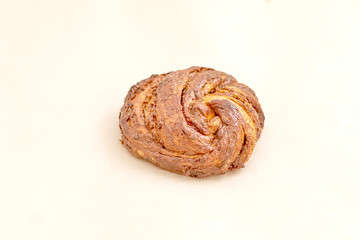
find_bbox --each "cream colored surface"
[1,0,359,239]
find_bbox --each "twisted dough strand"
[119,67,264,177]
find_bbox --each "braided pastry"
[119,67,265,178]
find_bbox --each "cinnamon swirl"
[119,67,264,177]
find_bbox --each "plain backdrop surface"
[1,0,360,239]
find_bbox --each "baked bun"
[119,67,264,177]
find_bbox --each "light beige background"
[1,0,359,239]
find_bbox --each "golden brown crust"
[119,66,265,177]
